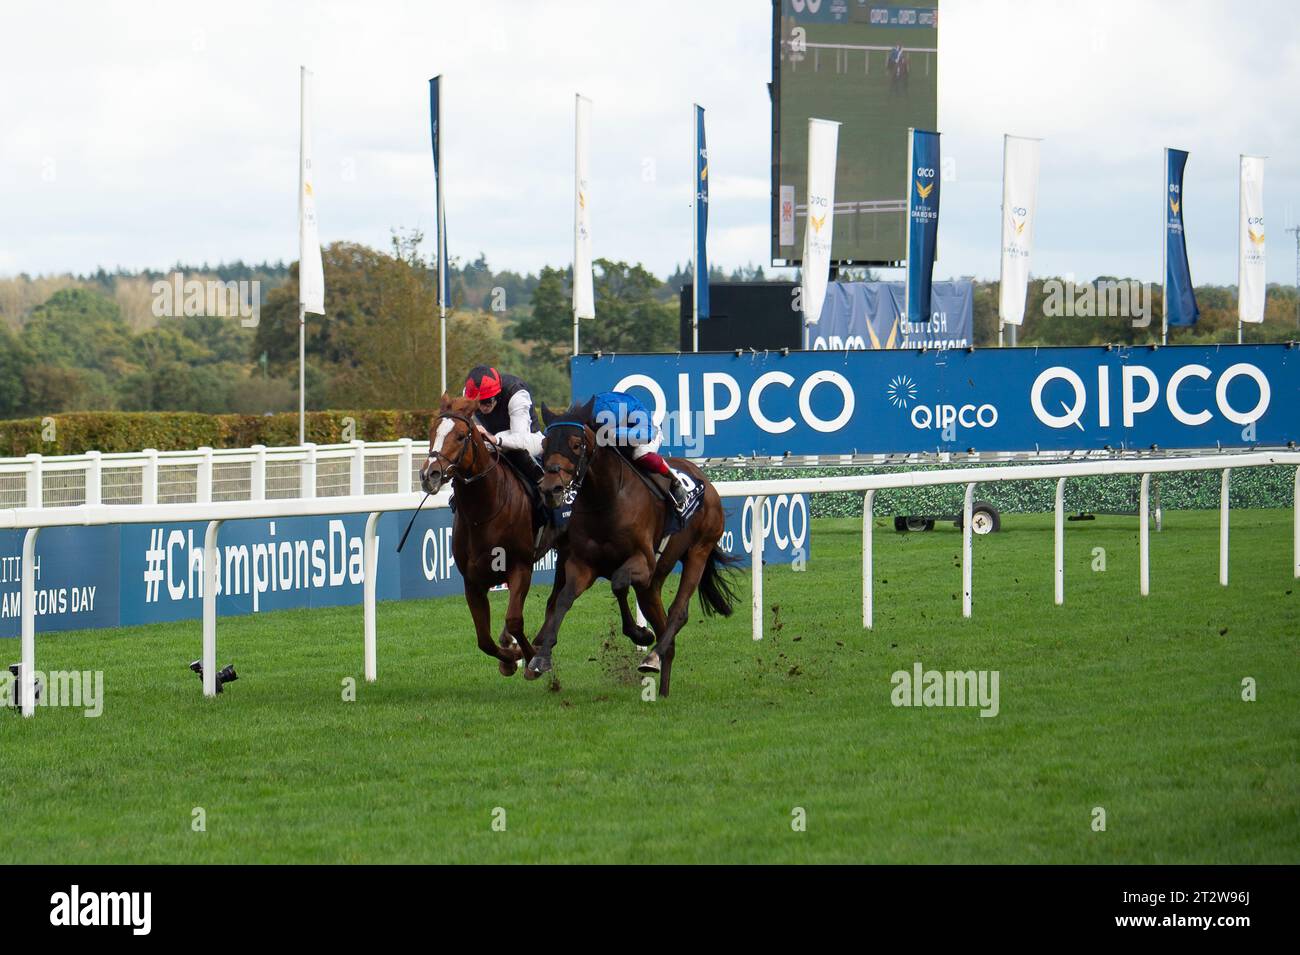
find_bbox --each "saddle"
[619,452,704,533]
[497,448,549,531]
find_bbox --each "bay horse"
[419,393,559,677]
[524,397,739,697]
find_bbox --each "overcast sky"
[2,0,1298,285]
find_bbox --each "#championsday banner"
[0,497,807,637]
[572,344,1300,459]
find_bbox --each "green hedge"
[0,410,435,456]
[4,413,1292,515]
[703,464,1298,516]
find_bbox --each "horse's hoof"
[628,626,655,649]
[638,651,661,673]
[498,657,519,677]
[524,656,551,681]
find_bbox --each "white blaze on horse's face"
[421,417,458,493]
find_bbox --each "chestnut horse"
[420,394,559,676]
[525,397,739,696]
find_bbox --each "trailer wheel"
[894,515,936,533]
[956,502,1001,535]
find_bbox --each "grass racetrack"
[2,510,1297,864]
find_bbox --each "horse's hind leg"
[612,565,655,648]
[500,561,536,663]
[466,582,521,677]
[641,542,711,697]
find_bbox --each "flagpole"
[438,77,448,396]
[998,134,1006,348]
[1237,154,1243,345]
[573,93,580,358]
[298,66,307,447]
[692,104,699,353]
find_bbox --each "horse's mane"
[555,395,595,427]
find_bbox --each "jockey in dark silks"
[463,365,543,482]
[591,391,690,513]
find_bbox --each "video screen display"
[772,1,939,265]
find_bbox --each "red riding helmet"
[464,365,502,401]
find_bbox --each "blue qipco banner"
[1165,148,1199,327]
[572,345,1300,458]
[0,495,808,637]
[905,129,940,325]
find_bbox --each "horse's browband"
[543,420,586,433]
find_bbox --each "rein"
[427,410,511,527]
[428,411,500,486]
[543,421,624,512]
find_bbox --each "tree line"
[2,237,1296,421]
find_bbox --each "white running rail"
[6,451,1299,717]
[0,440,423,510]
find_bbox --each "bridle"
[542,420,592,504]
[425,411,499,487]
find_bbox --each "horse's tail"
[698,545,742,618]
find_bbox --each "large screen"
[772,1,939,266]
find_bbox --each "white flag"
[298,67,325,315]
[801,118,840,326]
[573,93,595,320]
[998,134,1041,327]
[1238,155,1266,324]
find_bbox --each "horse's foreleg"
[466,581,520,677]
[501,561,535,663]
[525,559,595,681]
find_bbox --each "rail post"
[251,445,266,501]
[1139,473,1151,596]
[301,443,317,499]
[141,449,158,506]
[85,450,102,507]
[1054,477,1066,605]
[20,528,40,717]
[25,453,41,508]
[862,489,875,629]
[202,520,223,697]
[751,495,765,641]
[1294,466,1300,579]
[1219,468,1231,586]
[350,440,366,497]
[398,438,414,494]
[961,483,975,618]
[364,511,380,682]
[197,447,213,504]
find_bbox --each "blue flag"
[429,76,450,309]
[1164,148,1198,327]
[695,104,709,319]
[905,129,940,325]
